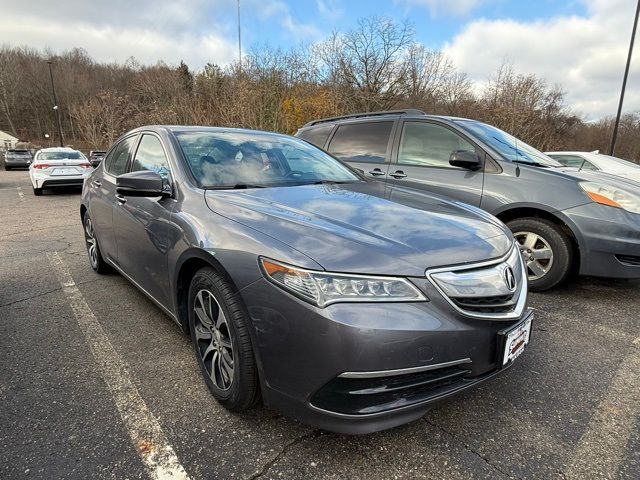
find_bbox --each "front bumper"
[562,203,640,278]
[241,277,532,434]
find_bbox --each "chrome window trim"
[426,244,528,320]
[338,358,472,379]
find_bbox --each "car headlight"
[580,182,640,215]
[260,258,426,307]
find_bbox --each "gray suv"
[296,110,640,291]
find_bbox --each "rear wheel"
[83,212,110,273]
[188,267,260,411]
[33,187,42,196]
[5,166,11,171]
[507,217,573,292]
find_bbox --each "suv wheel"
[188,267,260,411]
[83,213,110,273]
[507,217,573,292]
[33,187,43,196]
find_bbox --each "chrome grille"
[426,244,528,319]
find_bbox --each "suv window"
[105,136,136,176]
[328,121,393,164]
[131,134,172,180]
[298,125,333,148]
[548,154,598,171]
[398,122,475,168]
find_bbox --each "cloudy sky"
[1,0,638,119]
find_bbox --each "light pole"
[44,133,51,147]
[610,0,639,156]
[237,0,242,66]
[47,60,65,147]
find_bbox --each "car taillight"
[33,164,50,169]
[79,163,92,168]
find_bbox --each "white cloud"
[254,0,322,40]
[396,0,488,17]
[0,0,237,68]
[443,0,640,119]
[316,0,344,22]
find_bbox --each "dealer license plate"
[502,315,532,366]
[52,168,78,176]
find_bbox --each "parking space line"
[16,186,24,201]
[47,252,190,480]
[564,336,640,479]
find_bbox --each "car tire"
[82,212,110,274]
[5,166,11,171]
[507,217,573,292]
[33,187,42,196]
[188,267,260,411]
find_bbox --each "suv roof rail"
[302,109,427,127]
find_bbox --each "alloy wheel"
[193,289,235,391]
[84,216,98,269]
[514,231,554,281]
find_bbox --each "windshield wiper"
[512,159,551,168]
[308,180,356,185]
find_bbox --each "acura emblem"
[504,266,516,291]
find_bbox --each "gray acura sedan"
[81,126,533,434]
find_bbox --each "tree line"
[1,17,638,161]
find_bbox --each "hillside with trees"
[1,17,638,161]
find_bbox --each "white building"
[0,130,19,150]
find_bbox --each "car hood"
[204,182,512,276]
[550,167,640,190]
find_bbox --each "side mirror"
[449,150,482,171]
[116,171,170,197]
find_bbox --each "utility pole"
[237,0,242,67]
[610,0,639,156]
[47,60,64,147]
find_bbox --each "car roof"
[299,110,471,129]
[128,125,295,141]
[38,147,79,152]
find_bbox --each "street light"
[47,60,65,147]
[610,0,640,156]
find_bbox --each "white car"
[29,147,93,196]
[545,150,640,183]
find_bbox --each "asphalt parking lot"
[0,167,638,480]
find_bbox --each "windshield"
[175,131,361,188]
[455,120,561,167]
[38,151,85,160]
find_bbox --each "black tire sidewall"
[83,212,109,273]
[507,217,572,291]
[188,268,258,411]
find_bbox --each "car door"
[88,135,138,264]
[326,120,395,182]
[112,133,176,308]
[386,120,485,207]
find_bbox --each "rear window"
[8,150,31,156]
[327,121,393,164]
[37,151,84,160]
[297,125,333,148]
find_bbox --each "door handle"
[368,168,386,176]
[390,170,407,178]
[115,194,127,204]
[92,180,102,188]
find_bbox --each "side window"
[104,136,136,176]
[398,122,476,168]
[327,121,393,164]
[548,154,598,170]
[131,134,172,180]
[297,125,334,148]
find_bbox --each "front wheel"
[33,187,42,196]
[188,267,260,411]
[507,217,573,292]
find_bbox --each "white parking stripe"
[565,336,640,479]
[16,186,24,201]
[47,252,189,480]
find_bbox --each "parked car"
[545,150,640,183]
[81,126,532,434]
[29,147,93,196]
[4,149,32,170]
[88,150,107,168]
[296,110,640,291]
